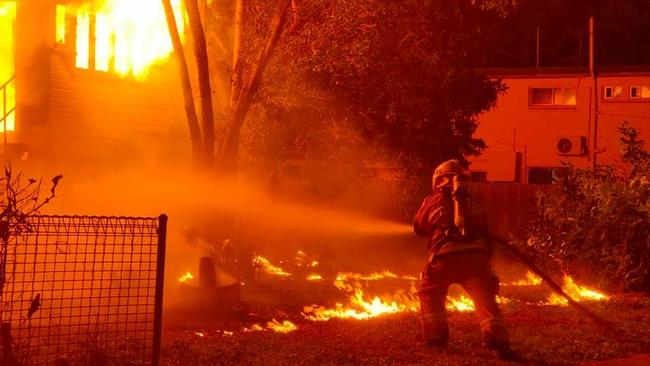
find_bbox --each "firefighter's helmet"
[432,159,464,188]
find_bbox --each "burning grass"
[174,254,613,339]
[163,273,649,366]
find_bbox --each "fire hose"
[490,236,613,330]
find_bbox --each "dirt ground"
[160,268,650,366]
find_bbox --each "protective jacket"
[414,185,489,260]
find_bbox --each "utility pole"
[536,25,540,68]
[589,16,599,169]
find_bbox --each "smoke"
[17,162,419,282]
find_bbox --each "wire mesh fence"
[0,214,167,366]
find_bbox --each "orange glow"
[254,255,292,277]
[95,13,112,72]
[335,270,418,282]
[242,324,265,332]
[75,8,90,69]
[0,1,16,133]
[178,271,194,283]
[242,320,297,333]
[266,319,298,333]
[304,279,476,321]
[546,276,609,306]
[508,271,543,286]
[303,287,420,321]
[306,273,323,281]
[446,295,476,312]
[64,0,184,78]
[55,4,66,44]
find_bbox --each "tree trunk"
[185,0,216,164]
[161,0,203,165]
[230,0,244,109]
[218,1,291,174]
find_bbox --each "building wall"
[596,74,650,165]
[13,1,190,171]
[471,71,650,182]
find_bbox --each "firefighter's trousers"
[418,250,509,347]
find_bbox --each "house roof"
[476,65,650,79]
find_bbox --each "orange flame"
[242,320,297,333]
[508,271,543,286]
[446,295,475,312]
[178,272,194,283]
[254,256,292,277]
[0,2,16,133]
[335,270,418,282]
[266,319,298,333]
[546,276,609,306]
[60,0,184,79]
[306,273,323,281]
[304,280,476,321]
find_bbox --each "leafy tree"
[163,0,297,171]
[243,0,505,215]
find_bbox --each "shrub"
[525,122,649,292]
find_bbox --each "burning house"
[0,0,189,170]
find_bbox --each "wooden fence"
[467,183,553,240]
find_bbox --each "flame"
[242,320,297,333]
[55,5,66,44]
[60,0,184,79]
[266,319,298,333]
[242,324,265,332]
[0,1,16,132]
[304,287,419,321]
[304,281,476,321]
[306,273,323,281]
[509,271,543,286]
[254,255,292,277]
[194,331,206,337]
[335,270,417,282]
[546,276,609,306]
[178,271,194,283]
[446,295,475,312]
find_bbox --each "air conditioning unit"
[556,136,587,156]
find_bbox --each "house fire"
[1,0,189,168]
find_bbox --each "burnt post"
[152,214,168,366]
[199,256,217,288]
[1,322,15,366]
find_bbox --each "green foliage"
[525,123,650,292]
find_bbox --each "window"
[604,86,623,99]
[55,2,185,78]
[529,87,577,107]
[630,86,650,99]
[530,88,553,106]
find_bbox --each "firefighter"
[414,159,519,361]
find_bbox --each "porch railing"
[0,74,16,146]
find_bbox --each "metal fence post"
[153,214,167,366]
